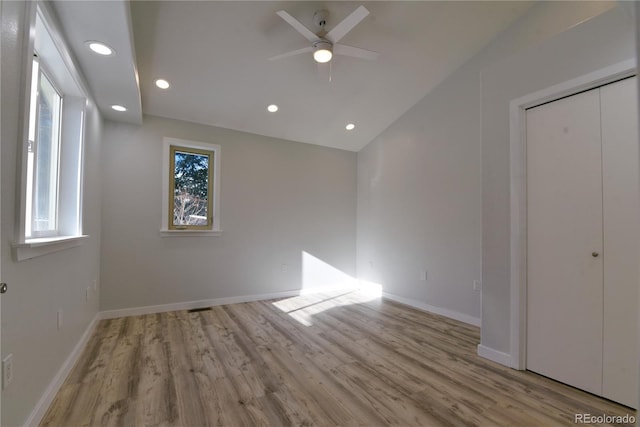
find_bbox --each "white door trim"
[508,59,636,370]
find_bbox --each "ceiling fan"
[269,5,379,72]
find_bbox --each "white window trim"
[13,1,90,260]
[160,137,222,236]
[13,235,89,262]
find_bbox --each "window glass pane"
[32,71,61,233]
[25,60,40,237]
[173,150,210,227]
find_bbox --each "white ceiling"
[53,1,142,125]
[54,1,534,152]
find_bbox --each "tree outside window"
[169,146,214,229]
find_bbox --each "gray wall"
[481,6,636,354]
[100,115,357,311]
[356,1,616,325]
[1,2,103,426]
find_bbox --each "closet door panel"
[601,77,639,408]
[526,89,604,395]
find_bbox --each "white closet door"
[526,88,604,395]
[601,77,639,408]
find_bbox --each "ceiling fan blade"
[334,44,379,61]
[276,10,318,42]
[325,5,369,44]
[268,46,313,61]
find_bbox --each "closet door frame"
[507,59,636,370]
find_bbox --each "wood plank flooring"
[41,290,637,426]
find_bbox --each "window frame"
[168,145,214,230]
[13,1,90,261]
[26,57,63,238]
[161,137,222,236]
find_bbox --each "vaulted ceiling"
[53,1,534,151]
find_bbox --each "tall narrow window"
[161,137,221,235]
[15,4,88,261]
[169,145,214,229]
[26,58,62,237]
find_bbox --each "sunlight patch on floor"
[272,251,384,326]
[272,289,382,326]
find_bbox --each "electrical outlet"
[2,354,13,389]
[281,264,288,273]
[473,280,482,291]
[420,271,428,281]
[57,309,63,330]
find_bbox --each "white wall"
[481,5,635,356]
[1,2,103,426]
[356,60,483,322]
[356,1,616,326]
[100,115,357,311]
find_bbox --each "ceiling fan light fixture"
[313,41,333,63]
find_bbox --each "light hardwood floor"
[41,290,636,426]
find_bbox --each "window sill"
[159,229,222,237]
[13,235,89,261]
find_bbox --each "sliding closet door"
[526,88,604,395]
[601,77,639,408]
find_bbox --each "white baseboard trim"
[477,344,514,367]
[23,313,100,427]
[381,291,481,327]
[99,285,360,320]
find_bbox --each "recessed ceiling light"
[111,105,127,112]
[86,41,114,56]
[346,123,355,130]
[155,79,170,89]
[267,104,278,113]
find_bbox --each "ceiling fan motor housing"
[313,40,332,51]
